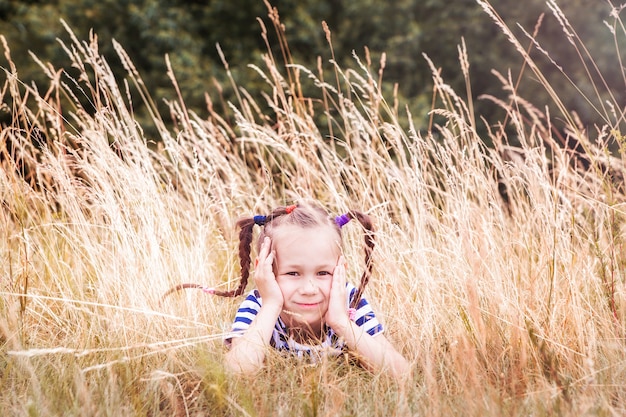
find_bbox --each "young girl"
[220,202,410,379]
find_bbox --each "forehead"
[271,224,341,253]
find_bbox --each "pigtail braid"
[159,217,257,303]
[158,203,303,304]
[215,205,293,296]
[213,216,256,297]
[348,210,375,309]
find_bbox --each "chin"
[289,313,325,327]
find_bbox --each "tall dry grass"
[1,1,625,415]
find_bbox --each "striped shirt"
[225,282,383,360]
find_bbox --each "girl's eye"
[317,271,332,276]
[285,272,299,276]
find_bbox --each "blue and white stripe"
[225,282,384,359]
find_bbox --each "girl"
[221,202,410,379]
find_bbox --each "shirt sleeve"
[348,284,384,336]
[224,290,262,347]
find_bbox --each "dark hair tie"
[253,215,267,226]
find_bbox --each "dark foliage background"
[0,0,620,141]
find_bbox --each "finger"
[255,237,271,268]
[255,248,275,282]
[330,264,346,301]
[327,258,348,321]
[336,255,346,269]
[258,236,271,259]
[333,256,346,281]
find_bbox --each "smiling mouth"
[295,302,321,309]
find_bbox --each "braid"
[159,202,339,303]
[214,205,293,297]
[347,210,375,309]
[213,217,256,297]
[159,215,262,303]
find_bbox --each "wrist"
[260,300,283,316]
[327,314,352,335]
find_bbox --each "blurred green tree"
[0,0,621,141]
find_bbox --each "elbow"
[382,347,413,382]
[224,348,264,375]
[390,357,412,382]
[224,358,256,375]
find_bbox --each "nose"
[299,276,319,294]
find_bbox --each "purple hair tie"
[253,215,267,226]
[335,213,351,228]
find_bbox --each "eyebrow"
[278,263,335,270]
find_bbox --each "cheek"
[275,279,294,296]
[319,279,333,297]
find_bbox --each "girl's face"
[271,224,341,340]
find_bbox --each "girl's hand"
[254,237,283,309]
[225,237,284,375]
[325,256,350,330]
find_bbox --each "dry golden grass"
[1,2,626,416]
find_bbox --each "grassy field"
[2,1,626,416]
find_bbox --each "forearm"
[224,304,282,374]
[334,320,411,380]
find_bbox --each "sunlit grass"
[1,1,626,415]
